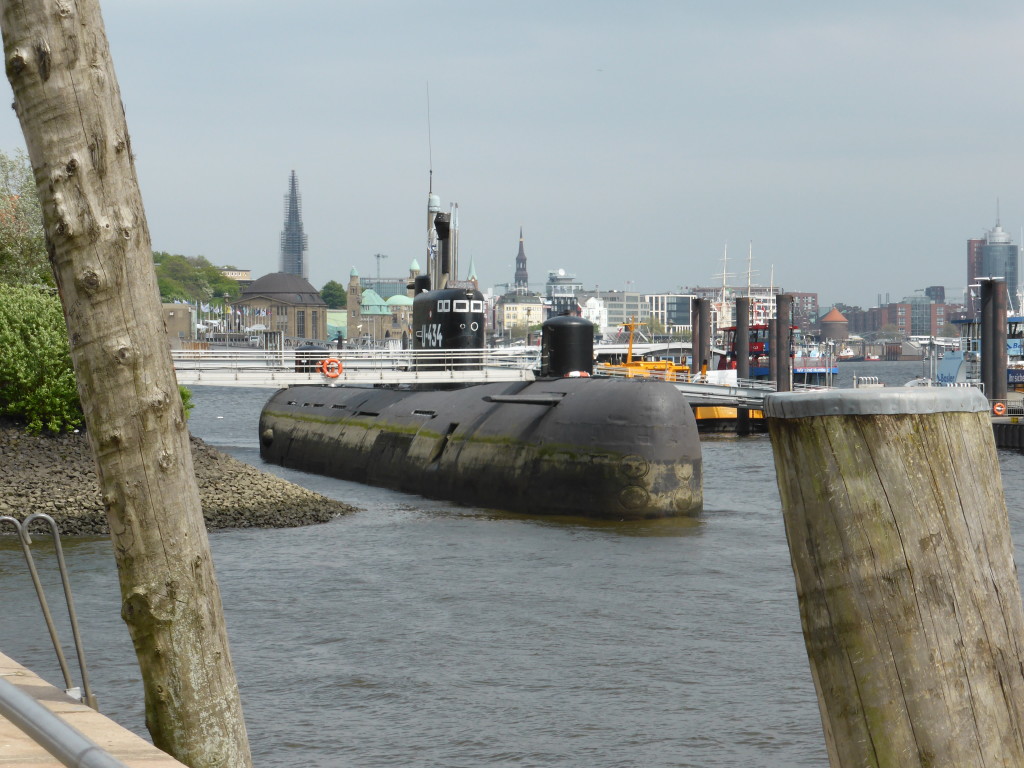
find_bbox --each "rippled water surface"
[3,361,1023,767]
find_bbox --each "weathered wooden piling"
[775,293,793,392]
[979,277,1008,405]
[691,298,703,373]
[698,299,712,373]
[765,387,1024,767]
[735,296,751,434]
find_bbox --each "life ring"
[321,358,343,378]
[993,402,1007,417]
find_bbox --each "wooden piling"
[776,293,793,392]
[698,299,712,373]
[765,387,1024,767]
[736,296,750,434]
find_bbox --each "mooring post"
[735,296,750,435]
[993,278,1008,406]
[690,298,702,377]
[776,293,793,392]
[981,278,995,398]
[698,299,712,375]
[765,387,1024,767]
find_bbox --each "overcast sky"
[1,0,1022,309]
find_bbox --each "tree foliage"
[153,251,241,302]
[0,283,193,434]
[0,148,50,287]
[320,279,347,308]
[0,284,81,433]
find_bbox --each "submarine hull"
[258,378,702,519]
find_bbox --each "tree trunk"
[1,2,252,766]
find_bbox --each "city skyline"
[0,2,1022,308]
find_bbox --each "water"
[2,361,1022,767]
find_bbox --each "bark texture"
[769,408,1024,767]
[1,1,251,765]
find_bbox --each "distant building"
[546,269,583,316]
[835,304,879,335]
[818,307,849,341]
[581,296,609,334]
[234,272,327,341]
[968,219,1019,315]
[497,293,545,337]
[580,290,649,331]
[924,285,945,304]
[161,303,194,348]
[219,268,252,282]
[788,292,819,331]
[345,261,420,344]
[874,293,954,338]
[644,293,694,335]
[280,171,309,279]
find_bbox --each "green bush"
[179,384,194,419]
[0,284,82,433]
[0,285,195,434]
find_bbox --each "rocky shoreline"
[0,422,358,536]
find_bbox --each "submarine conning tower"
[412,285,486,371]
[541,314,594,378]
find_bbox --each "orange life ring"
[322,358,342,378]
[993,402,1007,417]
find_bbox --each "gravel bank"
[0,422,358,535]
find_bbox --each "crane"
[374,253,389,279]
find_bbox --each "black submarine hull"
[258,377,702,519]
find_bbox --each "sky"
[1,0,1023,309]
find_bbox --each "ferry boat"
[717,324,839,387]
[933,316,1024,388]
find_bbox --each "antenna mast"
[746,241,753,297]
[427,82,433,193]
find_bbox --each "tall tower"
[280,170,309,279]
[514,228,529,294]
[978,216,1019,313]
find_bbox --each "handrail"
[0,677,127,768]
[0,514,96,709]
[171,346,541,369]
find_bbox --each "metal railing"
[171,347,542,387]
[0,678,128,768]
[0,514,95,709]
[0,515,123,766]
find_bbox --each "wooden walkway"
[0,651,185,767]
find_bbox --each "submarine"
[258,282,703,520]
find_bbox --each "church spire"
[280,170,309,279]
[514,227,529,294]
